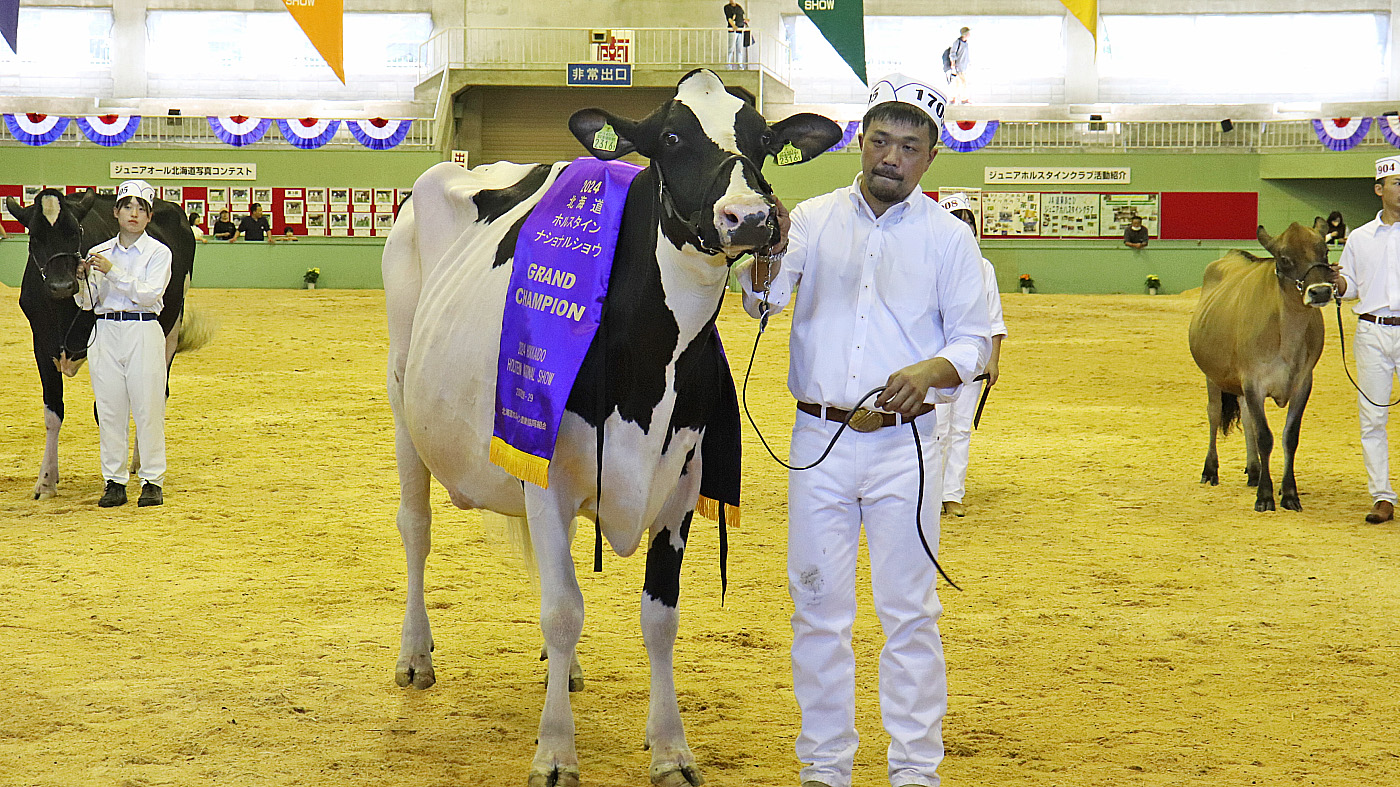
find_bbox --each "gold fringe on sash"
[490,436,552,489]
[695,496,741,529]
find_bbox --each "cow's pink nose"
[721,204,770,230]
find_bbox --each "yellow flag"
[1061,0,1097,46]
[283,0,344,84]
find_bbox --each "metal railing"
[0,115,436,150]
[419,27,790,84]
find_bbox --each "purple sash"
[490,157,643,487]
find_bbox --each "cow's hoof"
[1200,473,1218,486]
[33,488,56,500]
[527,765,580,787]
[1281,495,1302,511]
[394,656,436,689]
[651,763,705,786]
[1255,498,1275,512]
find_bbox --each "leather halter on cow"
[382,69,841,787]
[1189,222,1334,512]
[6,188,199,500]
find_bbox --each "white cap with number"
[115,179,156,209]
[867,73,948,132]
[1378,156,1400,179]
[938,192,971,213]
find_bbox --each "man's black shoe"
[137,483,163,507]
[98,481,127,507]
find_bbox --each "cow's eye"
[664,133,681,146]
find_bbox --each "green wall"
[1,143,1386,293]
[0,145,441,192]
[767,147,1381,294]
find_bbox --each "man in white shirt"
[1333,155,1400,524]
[77,179,172,507]
[736,74,991,787]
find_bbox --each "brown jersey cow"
[1189,223,1335,511]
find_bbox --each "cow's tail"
[486,511,582,591]
[1219,391,1242,436]
[175,306,216,354]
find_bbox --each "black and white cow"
[384,69,841,787]
[6,188,197,499]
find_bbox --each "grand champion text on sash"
[489,156,643,488]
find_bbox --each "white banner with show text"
[985,167,1130,185]
[111,162,257,180]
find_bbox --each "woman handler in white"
[76,179,171,507]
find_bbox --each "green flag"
[799,0,866,86]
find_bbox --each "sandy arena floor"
[1,285,1397,787]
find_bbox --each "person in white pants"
[1333,155,1400,524]
[724,0,749,69]
[737,73,991,787]
[934,194,1006,517]
[76,179,172,508]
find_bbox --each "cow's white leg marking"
[525,484,584,787]
[393,415,435,689]
[34,406,61,499]
[641,450,704,787]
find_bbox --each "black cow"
[383,69,841,786]
[6,188,197,499]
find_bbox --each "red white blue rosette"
[77,114,141,147]
[349,118,412,150]
[4,113,71,146]
[1312,117,1372,151]
[941,119,999,152]
[277,118,341,149]
[208,115,272,147]
[1377,115,1400,149]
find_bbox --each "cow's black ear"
[68,189,97,222]
[570,109,639,161]
[4,197,30,229]
[766,113,844,165]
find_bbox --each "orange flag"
[283,0,344,84]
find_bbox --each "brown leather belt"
[1360,313,1400,326]
[797,401,933,432]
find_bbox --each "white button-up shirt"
[75,232,173,315]
[980,257,1008,341]
[737,178,991,409]
[1337,211,1400,317]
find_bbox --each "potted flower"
[304,267,320,290]
[1019,273,1034,294]
[1146,274,1161,295]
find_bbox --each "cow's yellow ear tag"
[775,141,803,166]
[593,124,619,153]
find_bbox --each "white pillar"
[1063,9,1098,105]
[1390,0,1400,100]
[111,0,147,99]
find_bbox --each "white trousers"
[1355,320,1399,503]
[788,410,945,787]
[727,31,747,68]
[934,379,984,504]
[90,319,167,486]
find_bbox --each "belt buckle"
[846,408,885,433]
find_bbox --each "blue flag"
[1,0,18,54]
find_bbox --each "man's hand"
[83,252,112,274]
[875,358,959,417]
[985,357,1000,386]
[1329,263,1347,296]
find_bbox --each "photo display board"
[0,183,409,237]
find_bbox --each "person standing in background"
[935,193,1006,518]
[76,179,172,508]
[235,203,271,243]
[212,209,236,241]
[724,0,749,69]
[946,28,971,104]
[1123,215,1149,249]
